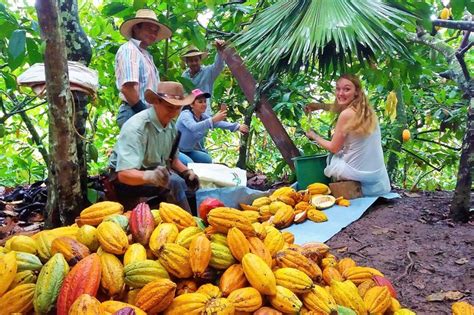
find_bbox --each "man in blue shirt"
[181,40,226,116]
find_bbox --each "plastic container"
[292,154,330,190]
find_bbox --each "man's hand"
[239,124,249,134]
[214,39,226,50]
[143,166,169,187]
[180,169,200,191]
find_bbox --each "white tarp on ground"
[196,186,399,243]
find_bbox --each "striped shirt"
[115,38,159,105]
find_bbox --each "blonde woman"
[305,74,390,196]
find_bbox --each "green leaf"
[87,188,99,203]
[26,38,42,64]
[133,0,146,10]
[88,143,99,162]
[177,76,196,93]
[1,71,16,90]
[8,29,26,69]
[191,26,207,51]
[102,3,129,16]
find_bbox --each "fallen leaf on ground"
[372,227,390,235]
[426,291,465,302]
[404,192,421,198]
[336,246,348,253]
[455,257,468,265]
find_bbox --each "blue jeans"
[179,150,212,166]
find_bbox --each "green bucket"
[292,154,330,190]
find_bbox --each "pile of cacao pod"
[0,199,468,315]
[239,184,351,228]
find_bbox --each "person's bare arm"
[306,109,353,153]
[171,158,188,174]
[304,102,331,113]
[117,169,147,185]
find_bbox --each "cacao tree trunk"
[237,108,254,169]
[386,85,407,183]
[36,0,84,226]
[409,32,472,221]
[59,0,93,206]
[450,96,473,222]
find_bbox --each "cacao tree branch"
[19,111,50,166]
[414,137,461,151]
[401,148,443,171]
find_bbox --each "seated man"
[108,81,199,212]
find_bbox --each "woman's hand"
[305,129,319,142]
[239,124,249,134]
[212,109,227,123]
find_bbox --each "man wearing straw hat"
[181,40,226,116]
[109,81,200,212]
[115,9,172,128]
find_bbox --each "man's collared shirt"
[115,38,160,105]
[109,106,177,171]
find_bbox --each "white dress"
[324,124,391,196]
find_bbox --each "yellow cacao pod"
[96,221,129,255]
[207,207,255,236]
[156,243,193,279]
[338,257,357,274]
[6,235,37,255]
[227,227,250,262]
[159,202,196,231]
[241,210,261,223]
[204,297,235,315]
[264,229,285,257]
[149,223,179,256]
[247,236,272,267]
[51,236,90,266]
[393,308,416,315]
[281,231,295,244]
[307,209,328,222]
[209,233,228,246]
[79,201,124,226]
[252,222,267,239]
[268,285,303,314]
[76,224,100,252]
[0,251,18,296]
[302,285,338,314]
[272,205,294,228]
[322,266,343,285]
[68,293,102,315]
[269,201,287,215]
[363,286,391,314]
[342,266,384,285]
[274,267,313,294]
[124,260,170,288]
[329,280,366,315]
[307,183,330,195]
[100,252,125,297]
[176,226,204,249]
[0,283,35,313]
[357,279,376,298]
[452,301,474,315]
[242,253,277,295]
[151,209,162,225]
[252,196,272,207]
[196,283,222,299]
[275,248,322,281]
[163,292,210,315]
[228,287,262,312]
[34,231,55,262]
[123,243,147,266]
[189,234,211,277]
[8,270,37,290]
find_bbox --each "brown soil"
[326,190,473,315]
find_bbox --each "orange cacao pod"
[68,293,103,315]
[227,287,262,312]
[227,227,250,261]
[51,236,90,265]
[219,263,249,296]
[322,266,343,285]
[275,248,322,281]
[135,278,176,314]
[189,234,211,277]
[56,253,101,315]
[159,202,196,231]
[247,236,272,267]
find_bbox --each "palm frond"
[232,0,414,77]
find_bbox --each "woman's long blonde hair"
[332,74,377,136]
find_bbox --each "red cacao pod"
[373,275,397,298]
[130,202,155,245]
[56,253,101,315]
[198,198,224,223]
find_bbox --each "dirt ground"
[326,190,473,315]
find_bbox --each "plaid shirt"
[115,38,159,105]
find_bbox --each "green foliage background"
[0,0,471,191]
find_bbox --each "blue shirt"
[176,109,239,152]
[182,54,224,115]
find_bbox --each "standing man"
[109,81,199,212]
[115,9,172,128]
[181,40,226,115]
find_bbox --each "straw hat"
[120,9,172,42]
[181,46,208,60]
[145,82,196,106]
